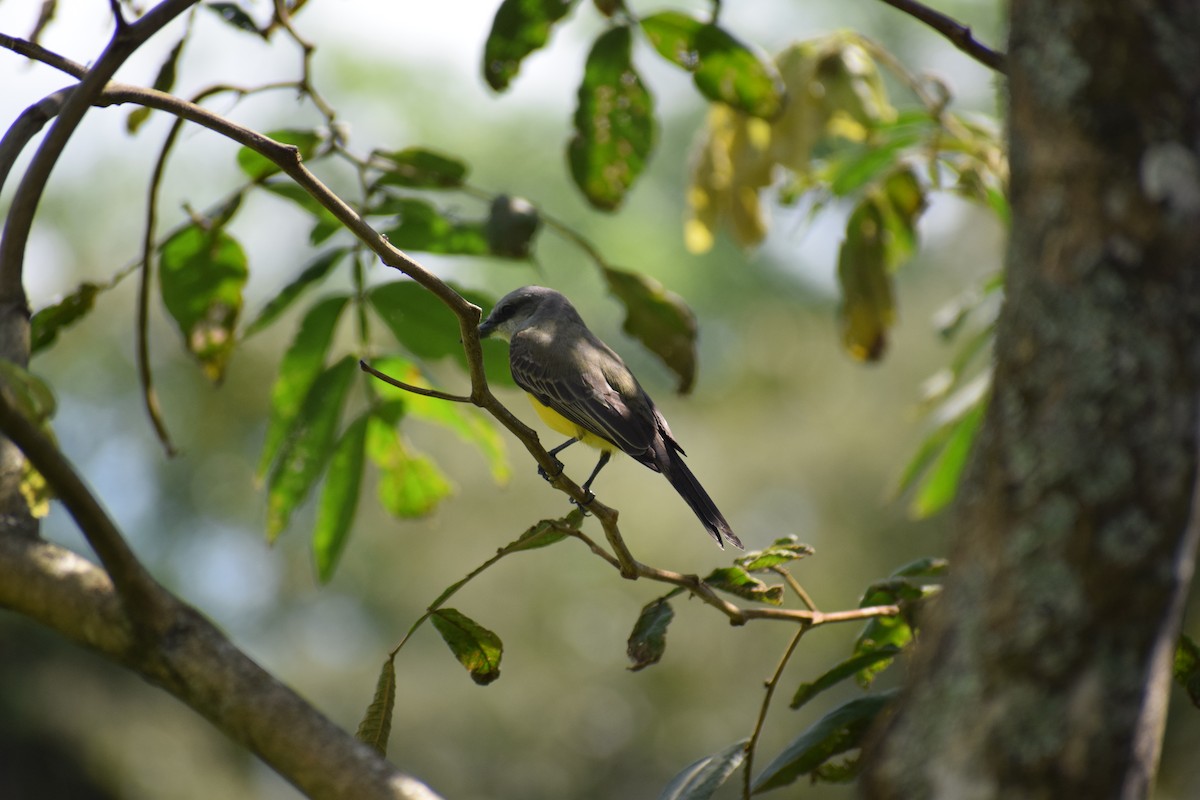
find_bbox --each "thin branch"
[875,0,1007,74]
[743,626,809,799]
[360,360,472,404]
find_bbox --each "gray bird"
[478,285,742,549]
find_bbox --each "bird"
[477,285,742,549]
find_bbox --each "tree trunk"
[861,1,1200,798]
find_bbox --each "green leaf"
[500,508,585,555]
[836,198,893,362]
[379,197,489,256]
[30,282,101,354]
[368,355,510,483]
[692,24,784,119]
[258,295,350,478]
[568,26,656,211]
[640,11,702,69]
[430,608,503,685]
[260,181,343,245]
[484,194,542,258]
[237,129,322,181]
[603,267,696,394]
[243,248,348,338]
[736,536,815,572]
[375,148,469,189]
[0,360,57,425]
[658,739,748,800]
[205,2,263,36]
[159,223,249,382]
[751,691,897,793]
[367,413,453,518]
[790,647,901,710]
[313,413,368,582]
[1174,635,1200,708]
[355,657,396,755]
[911,395,987,518]
[853,575,938,686]
[266,355,357,540]
[890,556,949,579]
[369,281,465,360]
[127,36,185,133]
[627,597,675,671]
[482,0,579,91]
[703,566,784,605]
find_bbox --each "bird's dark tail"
[662,453,742,550]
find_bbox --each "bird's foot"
[569,489,595,515]
[537,458,564,482]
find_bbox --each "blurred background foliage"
[2,0,1199,798]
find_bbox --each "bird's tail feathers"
[663,454,742,550]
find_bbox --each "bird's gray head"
[478,285,580,341]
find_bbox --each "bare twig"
[359,360,473,404]
[743,626,809,799]
[875,0,1007,74]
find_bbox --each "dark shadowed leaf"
[355,657,396,755]
[261,181,343,244]
[237,129,322,181]
[30,282,100,354]
[243,248,348,338]
[376,147,469,189]
[1174,635,1200,708]
[890,556,949,579]
[628,597,675,671]
[485,194,542,258]
[704,566,784,605]
[482,0,579,91]
[658,739,748,800]
[692,24,784,119]
[431,608,503,685]
[500,508,585,554]
[568,26,656,210]
[603,267,696,393]
[257,295,350,478]
[205,2,264,36]
[737,536,815,572]
[369,281,464,360]
[313,412,368,583]
[158,223,248,382]
[127,36,185,133]
[266,355,357,540]
[380,198,489,256]
[751,691,897,793]
[790,647,901,710]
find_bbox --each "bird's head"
[478,285,576,341]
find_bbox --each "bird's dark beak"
[477,318,495,339]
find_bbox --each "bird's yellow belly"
[527,394,614,452]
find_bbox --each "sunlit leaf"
[910,390,987,518]
[369,356,510,483]
[30,282,100,354]
[482,0,579,91]
[603,268,696,394]
[355,656,396,754]
[375,147,469,189]
[237,129,322,181]
[127,36,185,133]
[243,248,348,338]
[658,739,748,800]
[836,199,893,361]
[751,691,897,793]
[431,608,503,685]
[258,295,350,478]
[380,197,489,256]
[790,647,901,710]
[485,194,542,258]
[266,355,357,540]
[640,11,701,70]
[313,412,368,582]
[159,224,248,382]
[367,413,452,518]
[854,571,940,686]
[568,25,656,210]
[627,597,675,671]
[703,566,784,605]
[736,536,815,572]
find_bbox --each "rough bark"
[861,1,1200,798]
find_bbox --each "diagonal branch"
[875,0,1007,74]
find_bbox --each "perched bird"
[478,285,741,549]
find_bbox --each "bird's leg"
[572,451,612,512]
[538,438,576,481]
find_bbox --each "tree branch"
[875,0,1007,74]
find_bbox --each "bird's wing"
[509,330,658,459]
